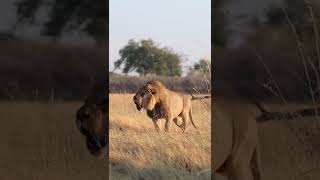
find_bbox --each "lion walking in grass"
[133,80,210,132]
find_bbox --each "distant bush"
[109,73,211,94]
[214,43,319,102]
[0,37,106,101]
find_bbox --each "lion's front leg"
[164,118,173,132]
[152,118,161,132]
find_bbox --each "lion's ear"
[146,84,156,94]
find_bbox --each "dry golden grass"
[109,94,211,180]
[0,102,108,180]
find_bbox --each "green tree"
[114,39,182,76]
[265,0,315,36]
[15,0,107,45]
[189,59,211,75]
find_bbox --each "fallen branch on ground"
[256,107,319,122]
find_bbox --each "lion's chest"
[146,103,165,119]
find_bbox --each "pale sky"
[109,0,211,73]
[0,0,211,74]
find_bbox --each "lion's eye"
[83,113,90,119]
[81,127,89,135]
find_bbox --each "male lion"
[76,77,108,157]
[76,96,108,157]
[213,97,263,180]
[133,81,210,132]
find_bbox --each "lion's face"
[76,103,107,157]
[133,84,157,111]
[133,93,144,111]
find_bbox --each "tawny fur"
[133,81,206,132]
[213,97,263,180]
[76,97,108,157]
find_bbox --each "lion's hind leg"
[227,146,258,180]
[173,117,184,131]
[229,163,253,180]
[251,145,262,180]
[180,113,190,133]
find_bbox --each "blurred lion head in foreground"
[76,96,108,157]
[76,77,108,157]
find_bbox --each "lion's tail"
[190,94,211,100]
[189,107,197,129]
[251,145,263,180]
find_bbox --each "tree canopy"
[114,39,182,76]
[15,0,107,45]
[188,59,211,75]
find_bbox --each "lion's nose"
[76,118,82,131]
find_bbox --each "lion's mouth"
[134,102,143,111]
[86,135,107,157]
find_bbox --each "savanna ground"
[0,102,108,180]
[109,94,211,180]
[0,97,319,180]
